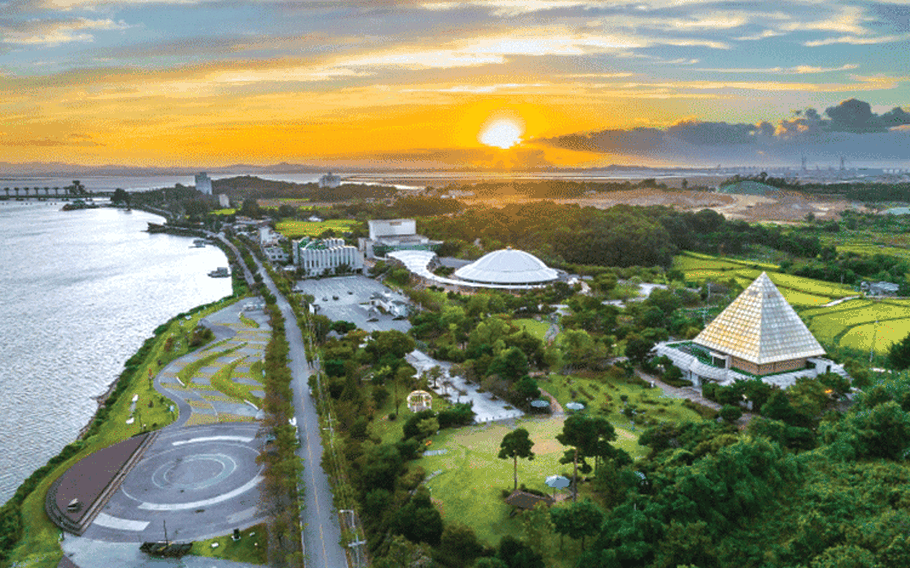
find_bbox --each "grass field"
[514,318,551,341]
[275,219,359,239]
[420,416,628,564]
[674,252,856,307]
[803,298,910,354]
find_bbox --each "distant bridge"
[0,186,112,200]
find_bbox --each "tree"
[888,332,910,370]
[498,428,535,490]
[435,523,484,568]
[720,404,743,423]
[556,414,621,500]
[111,188,131,207]
[367,330,416,362]
[488,347,529,382]
[393,487,443,546]
[624,334,655,365]
[551,499,604,551]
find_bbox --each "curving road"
[251,255,348,568]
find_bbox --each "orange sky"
[1,1,908,168]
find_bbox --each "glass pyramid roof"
[694,272,825,365]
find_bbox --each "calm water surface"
[0,201,231,504]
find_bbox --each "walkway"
[56,301,274,568]
[154,302,271,427]
[406,350,524,423]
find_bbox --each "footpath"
[56,300,274,568]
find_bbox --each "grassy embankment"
[6,297,264,568]
[674,250,910,355]
[275,219,359,239]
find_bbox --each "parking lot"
[297,275,412,333]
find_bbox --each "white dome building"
[454,248,559,286]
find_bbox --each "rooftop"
[694,272,825,365]
[453,248,559,285]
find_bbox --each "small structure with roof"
[504,490,555,510]
[656,272,847,388]
[407,390,433,413]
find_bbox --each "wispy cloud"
[805,33,910,46]
[0,17,128,46]
[694,64,859,74]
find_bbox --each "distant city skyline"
[1,1,908,168]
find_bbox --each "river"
[0,201,232,504]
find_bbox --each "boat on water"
[208,267,230,278]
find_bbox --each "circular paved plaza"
[80,423,267,543]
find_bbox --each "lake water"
[0,201,232,504]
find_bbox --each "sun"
[479,118,523,149]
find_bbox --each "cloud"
[3,133,105,146]
[536,97,910,164]
[694,64,859,74]
[805,33,910,46]
[0,17,128,46]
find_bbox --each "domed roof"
[454,248,559,285]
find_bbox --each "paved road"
[253,256,348,568]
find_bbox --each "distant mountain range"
[0,161,712,177]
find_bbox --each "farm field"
[674,252,855,307]
[275,219,359,239]
[804,298,910,354]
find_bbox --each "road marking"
[138,475,263,511]
[93,513,149,531]
[171,436,253,446]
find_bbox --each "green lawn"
[190,523,267,564]
[420,416,638,567]
[514,318,551,341]
[275,219,359,239]
[539,373,703,429]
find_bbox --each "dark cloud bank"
[538,99,910,166]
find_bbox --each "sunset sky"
[1,0,909,169]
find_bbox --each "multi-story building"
[195,172,212,195]
[293,237,364,277]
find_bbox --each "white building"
[195,172,212,195]
[359,218,442,258]
[370,291,409,319]
[318,172,342,188]
[218,194,230,208]
[259,226,289,264]
[294,237,364,277]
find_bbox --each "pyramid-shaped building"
[693,272,825,376]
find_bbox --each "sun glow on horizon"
[479,118,524,149]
